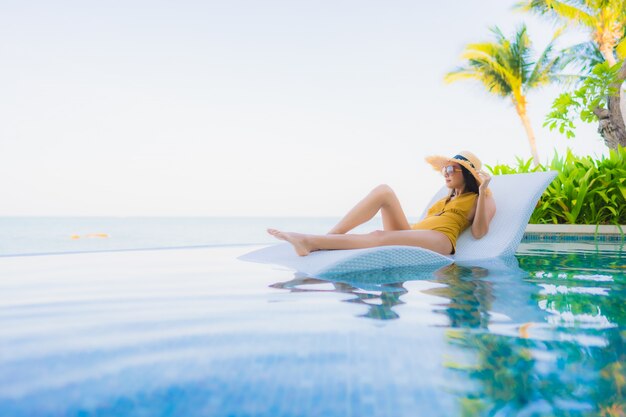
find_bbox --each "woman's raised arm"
[471,171,496,239]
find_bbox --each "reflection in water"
[269,257,527,327]
[519,247,626,330]
[445,327,626,416]
[270,246,626,416]
[270,274,408,320]
[426,264,493,328]
[446,248,626,417]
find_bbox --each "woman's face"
[442,163,465,189]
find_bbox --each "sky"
[0,0,615,217]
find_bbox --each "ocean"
[0,217,415,257]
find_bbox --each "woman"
[268,151,496,256]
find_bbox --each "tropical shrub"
[485,147,626,225]
[544,62,622,139]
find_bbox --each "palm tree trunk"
[593,59,626,149]
[599,44,617,67]
[597,40,626,143]
[514,102,541,167]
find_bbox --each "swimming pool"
[0,241,623,416]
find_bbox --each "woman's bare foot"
[267,228,315,256]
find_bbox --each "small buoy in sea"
[70,233,110,239]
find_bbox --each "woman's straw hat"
[425,151,484,185]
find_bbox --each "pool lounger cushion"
[239,171,557,276]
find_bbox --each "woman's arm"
[471,171,496,239]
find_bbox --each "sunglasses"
[441,165,462,176]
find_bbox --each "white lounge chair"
[239,171,557,276]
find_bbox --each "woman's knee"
[371,184,395,199]
[368,229,386,244]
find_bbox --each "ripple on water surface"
[0,242,624,417]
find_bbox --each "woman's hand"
[478,170,491,193]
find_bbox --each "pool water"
[0,241,624,416]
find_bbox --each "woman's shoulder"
[456,191,478,201]
[451,192,478,210]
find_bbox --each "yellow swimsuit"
[411,192,478,254]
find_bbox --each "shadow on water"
[269,245,626,416]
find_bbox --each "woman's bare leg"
[328,184,411,234]
[268,228,452,256]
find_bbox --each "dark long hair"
[460,166,479,195]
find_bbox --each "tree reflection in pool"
[270,243,626,416]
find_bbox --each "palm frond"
[446,24,568,102]
[551,73,588,87]
[519,0,596,28]
[510,24,534,83]
[445,56,515,97]
[617,36,626,59]
[443,68,481,83]
[488,26,507,44]
[460,48,520,94]
[460,42,500,59]
[558,41,605,72]
[527,29,565,86]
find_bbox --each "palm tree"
[516,0,626,66]
[517,0,626,149]
[445,25,563,166]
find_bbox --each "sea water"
[0,217,414,256]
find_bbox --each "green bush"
[485,147,626,225]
